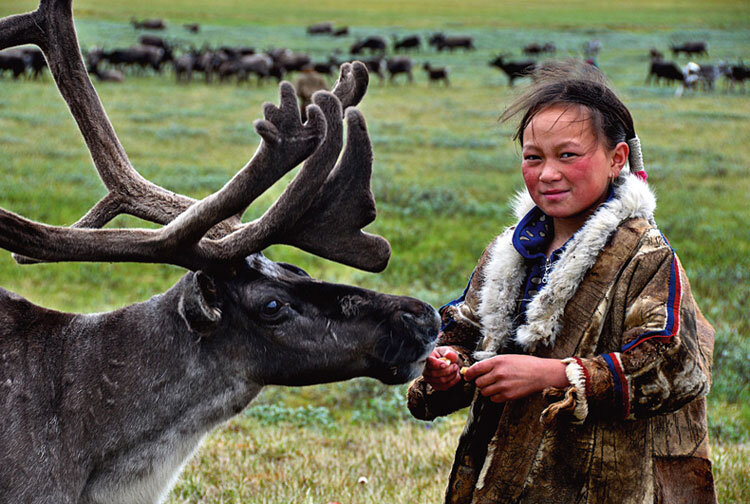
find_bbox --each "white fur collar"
[474,174,656,359]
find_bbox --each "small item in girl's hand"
[438,357,451,364]
[460,366,470,376]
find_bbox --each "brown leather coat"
[408,175,716,503]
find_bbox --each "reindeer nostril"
[400,312,417,326]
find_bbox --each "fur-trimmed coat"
[407,174,716,503]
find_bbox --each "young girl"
[408,62,716,503]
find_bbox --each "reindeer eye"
[261,300,282,316]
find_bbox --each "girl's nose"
[538,161,562,182]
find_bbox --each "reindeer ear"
[178,271,222,335]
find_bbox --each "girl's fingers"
[425,364,459,380]
[477,383,504,397]
[426,355,450,369]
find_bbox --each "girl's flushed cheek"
[566,155,596,182]
[567,153,610,205]
[521,165,538,192]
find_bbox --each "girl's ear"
[610,141,629,178]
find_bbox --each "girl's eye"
[561,152,578,159]
[523,154,541,161]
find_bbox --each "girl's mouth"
[542,189,569,200]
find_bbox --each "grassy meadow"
[1,0,749,502]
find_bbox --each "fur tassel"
[540,387,577,426]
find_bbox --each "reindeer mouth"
[379,342,433,384]
[380,359,429,384]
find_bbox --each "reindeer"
[386,56,413,84]
[332,26,349,37]
[670,41,708,58]
[307,21,333,35]
[0,2,440,503]
[393,34,421,52]
[0,48,27,78]
[423,62,449,86]
[21,46,47,78]
[428,33,475,52]
[488,54,536,86]
[131,17,167,30]
[723,63,749,92]
[523,42,556,56]
[356,56,385,82]
[645,59,685,86]
[350,36,388,55]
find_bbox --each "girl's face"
[521,104,628,225]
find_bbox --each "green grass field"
[1,0,749,502]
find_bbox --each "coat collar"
[474,174,656,359]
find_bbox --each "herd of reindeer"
[0,16,747,93]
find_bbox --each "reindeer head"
[178,254,438,386]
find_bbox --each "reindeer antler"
[0,0,390,272]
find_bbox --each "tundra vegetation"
[0,0,748,502]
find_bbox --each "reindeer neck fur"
[77,279,262,504]
[475,174,656,358]
[0,279,262,504]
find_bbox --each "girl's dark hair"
[500,60,635,150]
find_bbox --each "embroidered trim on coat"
[603,352,631,418]
[621,248,683,352]
[562,357,590,423]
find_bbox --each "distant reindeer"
[130,16,167,30]
[307,21,333,35]
[722,62,749,92]
[423,62,449,85]
[523,42,555,56]
[350,36,388,55]
[393,34,421,52]
[670,41,708,58]
[139,34,169,51]
[428,33,475,52]
[649,47,665,60]
[21,47,47,78]
[103,45,167,74]
[355,56,385,82]
[386,56,413,83]
[645,59,685,86]
[0,2,439,503]
[0,48,28,78]
[488,54,536,86]
[332,26,349,37]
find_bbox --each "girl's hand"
[423,346,462,391]
[462,355,569,403]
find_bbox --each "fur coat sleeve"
[553,232,714,424]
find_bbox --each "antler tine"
[206,91,345,260]
[274,107,392,272]
[0,209,166,266]
[331,61,370,111]
[157,82,328,249]
[0,10,44,50]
